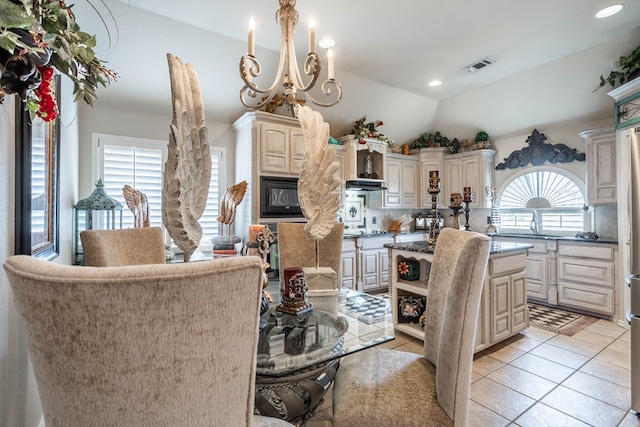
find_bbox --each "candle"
[308,17,316,53]
[248,16,256,56]
[429,170,439,188]
[451,193,462,207]
[248,224,265,257]
[463,186,472,201]
[327,48,335,80]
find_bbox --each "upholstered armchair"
[4,255,293,427]
[80,226,166,266]
[332,228,491,427]
[277,222,344,281]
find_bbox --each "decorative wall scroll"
[495,129,585,170]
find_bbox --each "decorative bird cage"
[74,179,124,264]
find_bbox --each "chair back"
[4,255,264,427]
[422,228,491,426]
[277,222,344,279]
[80,227,166,266]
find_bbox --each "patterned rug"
[528,303,598,336]
[342,294,390,325]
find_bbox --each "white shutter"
[95,134,225,248]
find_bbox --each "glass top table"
[254,288,394,424]
[257,288,395,377]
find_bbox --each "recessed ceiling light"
[596,4,624,18]
[319,38,335,49]
[428,80,442,87]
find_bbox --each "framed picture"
[15,75,61,260]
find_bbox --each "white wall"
[0,75,80,427]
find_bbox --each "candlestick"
[449,206,463,230]
[327,48,335,80]
[308,17,315,53]
[248,16,255,56]
[463,200,472,231]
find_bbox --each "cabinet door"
[361,251,380,292]
[421,159,444,208]
[401,161,419,207]
[586,130,616,205]
[341,251,357,290]
[526,254,549,301]
[491,276,511,342]
[385,160,402,207]
[511,272,528,332]
[443,158,463,206]
[260,124,289,173]
[379,248,390,291]
[289,129,305,174]
[333,148,346,208]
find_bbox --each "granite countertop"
[384,240,533,254]
[343,231,427,239]
[489,233,618,245]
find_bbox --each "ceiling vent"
[464,57,496,72]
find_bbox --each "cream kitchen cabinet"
[374,154,419,208]
[580,127,616,205]
[341,238,357,290]
[387,242,530,353]
[259,123,305,175]
[417,147,450,209]
[442,149,496,208]
[359,236,394,293]
[557,242,617,315]
[333,145,347,208]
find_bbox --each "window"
[498,169,585,235]
[95,134,225,249]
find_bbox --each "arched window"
[498,169,585,235]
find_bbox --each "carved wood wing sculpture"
[297,106,340,242]
[122,184,150,227]
[217,180,248,236]
[163,53,211,262]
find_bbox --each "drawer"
[558,281,614,315]
[558,244,614,261]
[489,254,527,275]
[360,236,394,251]
[557,257,614,288]
[342,238,357,252]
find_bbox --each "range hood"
[345,180,387,191]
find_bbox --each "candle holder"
[277,267,313,315]
[463,199,472,231]
[449,206,463,230]
[428,187,441,248]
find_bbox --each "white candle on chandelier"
[248,16,256,56]
[327,48,335,80]
[308,17,316,53]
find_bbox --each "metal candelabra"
[463,199,472,231]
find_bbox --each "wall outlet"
[372,216,377,224]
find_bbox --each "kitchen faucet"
[529,211,539,235]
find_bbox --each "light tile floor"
[307,319,639,427]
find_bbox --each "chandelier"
[239,0,342,112]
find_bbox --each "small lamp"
[74,179,124,264]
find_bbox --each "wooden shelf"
[394,323,423,340]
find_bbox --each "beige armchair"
[80,226,166,266]
[277,222,344,279]
[332,228,491,427]
[4,255,293,427]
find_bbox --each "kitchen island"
[385,240,533,353]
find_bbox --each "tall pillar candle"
[463,186,472,202]
[248,224,265,257]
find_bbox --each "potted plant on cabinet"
[594,43,640,91]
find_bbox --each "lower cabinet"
[359,236,394,293]
[341,238,357,290]
[557,242,616,315]
[390,248,529,353]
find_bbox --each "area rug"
[528,303,599,336]
[342,294,390,325]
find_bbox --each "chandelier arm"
[301,79,343,107]
[239,36,288,109]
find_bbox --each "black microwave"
[260,176,304,218]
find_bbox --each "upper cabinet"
[417,148,449,209]
[443,149,497,209]
[579,127,616,206]
[260,122,305,175]
[378,154,419,208]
